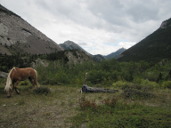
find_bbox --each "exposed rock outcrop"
[0,4,63,55]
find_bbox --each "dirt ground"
[0,86,82,128]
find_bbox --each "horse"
[4,67,39,97]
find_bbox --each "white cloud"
[119,42,136,49]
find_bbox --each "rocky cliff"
[0,4,63,55]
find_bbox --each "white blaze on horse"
[4,67,39,97]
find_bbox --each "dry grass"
[0,85,81,128]
[0,85,171,128]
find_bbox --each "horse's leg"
[29,77,37,88]
[34,79,39,87]
[14,87,20,94]
[14,81,20,94]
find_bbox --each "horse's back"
[10,67,37,80]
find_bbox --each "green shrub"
[162,81,171,89]
[112,81,132,88]
[133,78,158,88]
[87,70,109,84]
[121,84,155,99]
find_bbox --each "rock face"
[0,4,63,55]
[160,18,171,29]
[64,50,92,64]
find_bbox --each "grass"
[0,85,80,128]
[74,100,171,128]
[73,88,171,128]
[0,84,171,128]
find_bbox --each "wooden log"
[81,85,118,93]
[0,71,8,78]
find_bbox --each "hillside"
[0,4,95,71]
[105,48,126,59]
[119,18,171,62]
[0,4,63,55]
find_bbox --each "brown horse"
[4,67,39,97]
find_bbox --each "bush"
[112,81,132,88]
[162,81,171,89]
[87,70,109,84]
[133,78,158,88]
[121,84,155,99]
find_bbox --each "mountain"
[92,54,105,61]
[60,40,105,61]
[105,48,126,59]
[59,40,88,53]
[0,4,63,55]
[119,18,171,62]
[0,4,95,71]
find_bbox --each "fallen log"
[0,71,8,78]
[81,85,118,93]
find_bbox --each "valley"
[0,3,171,128]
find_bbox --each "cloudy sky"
[0,0,171,55]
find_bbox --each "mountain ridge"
[105,48,126,59]
[118,18,171,62]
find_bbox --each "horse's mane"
[4,67,15,92]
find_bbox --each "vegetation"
[34,59,171,89]
[74,92,171,128]
[0,53,38,72]
[0,55,171,127]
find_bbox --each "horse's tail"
[34,69,40,87]
[4,67,15,92]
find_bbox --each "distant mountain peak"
[60,40,85,51]
[63,40,76,45]
[60,40,105,62]
[105,48,126,59]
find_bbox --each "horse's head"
[4,84,12,98]
[4,67,14,98]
